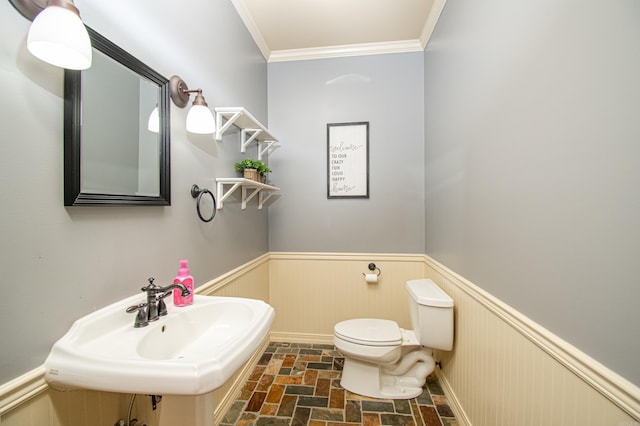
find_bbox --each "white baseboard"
[269,331,334,345]
[435,369,471,426]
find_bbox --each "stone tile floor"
[220,342,457,425]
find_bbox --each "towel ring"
[190,184,217,223]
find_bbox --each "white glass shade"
[147,106,159,133]
[186,104,215,134]
[27,4,92,70]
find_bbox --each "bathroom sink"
[44,294,274,395]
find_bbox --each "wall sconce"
[169,75,216,135]
[10,0,92,70]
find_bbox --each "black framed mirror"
[64,27,171,206]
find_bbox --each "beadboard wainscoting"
[268,252,426,343]
[2,253,639,425]
[425,256,640,426]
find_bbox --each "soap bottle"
[173,259,194,307]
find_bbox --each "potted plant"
[235,158,271,182]
[255,161,272,183]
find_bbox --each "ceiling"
[230,0,447,62]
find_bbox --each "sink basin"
[44,294,275,395]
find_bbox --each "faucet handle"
[141,277,157,293]
[125,303,149,328]
[157,290,172,317]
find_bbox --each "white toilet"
[333,278,454,399]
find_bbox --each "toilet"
[333,278,454,399]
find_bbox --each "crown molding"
[230,0,271,61]
[268,39,424,63]
[420,0,448,49]
[231,0,446,61]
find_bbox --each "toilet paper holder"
[362,263,381,277]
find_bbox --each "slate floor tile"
[221,342,456,425]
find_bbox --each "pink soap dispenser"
[173,259,194,306]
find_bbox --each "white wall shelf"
[215,107,280,159]
[215,178,279,210]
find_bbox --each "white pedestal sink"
[44,294,274,395]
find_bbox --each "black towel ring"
[190,184,217,223]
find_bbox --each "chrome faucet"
[126,278,191,327]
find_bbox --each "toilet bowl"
[333,279,453,399]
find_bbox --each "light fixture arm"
[182,89,202,95]
[9,0,79,21]
[170,76,210,108]
[46,0,80,15]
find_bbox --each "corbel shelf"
[215,178,279,210]
[214,107,280,159]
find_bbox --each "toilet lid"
[334,319,402,346]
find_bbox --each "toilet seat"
[334,318,402,346]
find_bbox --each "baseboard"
[435,369,471,426]
[270,331,334,345]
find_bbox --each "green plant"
[235,158,271,175]
[235,158,257,173]
[255,161,272,176]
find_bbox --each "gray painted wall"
[424,0,640,386]
[0,0,267,384]
[3,0,636,393]
[268,53,425,253]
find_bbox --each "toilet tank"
[406,279,454,351]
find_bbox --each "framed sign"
[327,122,369,198]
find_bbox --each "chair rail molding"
[0,366,47,416]
[424,255,640,422]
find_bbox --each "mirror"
[64,27,171,206]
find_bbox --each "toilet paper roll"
[365,273,378,284]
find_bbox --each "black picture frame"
[327,122,369,199]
